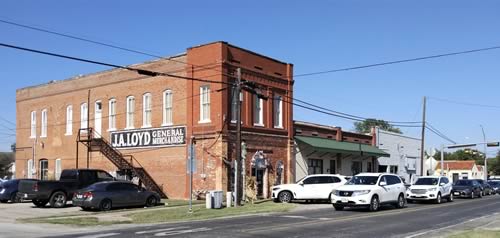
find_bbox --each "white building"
[374,128,422,184]
[434,160,481,182]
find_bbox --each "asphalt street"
[50,196,500,238]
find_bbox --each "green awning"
[295,136,389,157]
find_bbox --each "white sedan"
[272,174,347,203]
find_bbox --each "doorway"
[94,101,102,137]
[39,159,48,180]
[253,168,265,197]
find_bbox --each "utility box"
[206,190,223,209]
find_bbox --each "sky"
[1,1,500,156]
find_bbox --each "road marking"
[154,227,212,236]
[76,233,120,238]
[244,197,500,233]
[405,212,500,238]
[135,226,190,234]
[280,215,309,219]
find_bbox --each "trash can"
[206,190,224,209]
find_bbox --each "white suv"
[330,173,406,211]
[272,174,347,203]
[407,176,453,204]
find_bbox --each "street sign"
[427,148,437,157]
[487,142,500,147]
[187,143,196,174]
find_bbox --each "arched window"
[143,93,152,127]
[126,96,135,129]
[80,103,88,129]
[162,90,173,125]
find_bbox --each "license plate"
[454,192,459,195]
[341,198,349,203]
[76,195,83,199]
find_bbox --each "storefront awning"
[295,136,389,157]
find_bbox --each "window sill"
[107,128,116,132]
[198,120,211,124]
[161,123,173,127]
[274,126,284,129]
[253,123,265,127]
[125,127,135,130]
[64,133,72,136]
[141,125,152,129]
[40,135,47,138]
[30,136,36,139]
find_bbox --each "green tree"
[354,119,402,134]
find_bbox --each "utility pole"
[235,68,243,206]
[420,96,426,176]
[481,125,487,180]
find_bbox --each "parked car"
[0,179,38,203]
[72,181,160,211]
[406,176,453,204]
[18,169,115,208]
[271,174,348,203]
[474,179,493,196]
[487,180,500,194]
[330,173,406,212]
[452,179,483,199]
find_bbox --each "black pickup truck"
[18,169,114,208]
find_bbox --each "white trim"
[65,105,72,136]
[30,111,36,138]
[40,109,47,138]
[162,90,173,126]
[126,96,135,129]
[199,86,210,123]
[254,95,264,126]
[142,93,152,128]
[80,103,88,129]
[108,98,116,131]
[161,123,173,127]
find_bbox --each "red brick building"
[15,42,294,199]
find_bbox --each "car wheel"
[333,205,344,211]
[278,191,292,203]
[33,199,48,207]
[145,196,158,207]
[49,191,67,208]
[0,200,8,203]
[10,193,20,203]
[396,194,405,208]
[479,191,483,198]
[435,193,442,204]
[448,193,454,202]
[369,195,379,212]
[471,191,475,199]
[99,199,112,211]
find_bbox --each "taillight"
[33,183,38,192]
[83,192,93,200]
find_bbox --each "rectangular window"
[199,86,210,123]
[55,159,62,180]
[30,111,36,138]
[27,159,34,179]
[41,109,47,137]
[126,96,135,128]
[254,95,264,126]
[39,159,48,180]
[80,103,88,129]
[274,95,283,128]
[108,99,116,130]
[65,105,72,135]
[142,93,152,127]
[162,90,173,125]
[308,159,323,175]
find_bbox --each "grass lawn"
[129,201,296,223]
[449,230,500,238]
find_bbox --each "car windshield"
[454,180,472,186]
[346,176,379,185]
[415,178,439,185]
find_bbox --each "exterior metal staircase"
[77,128,167,198]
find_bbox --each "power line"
[0,116,15,126]
[0,42,234,86]
[279,94,421,125]
[295,45,500,77]
[0,18,226,76]
[428,96,500,109]
[425,122,456,144]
